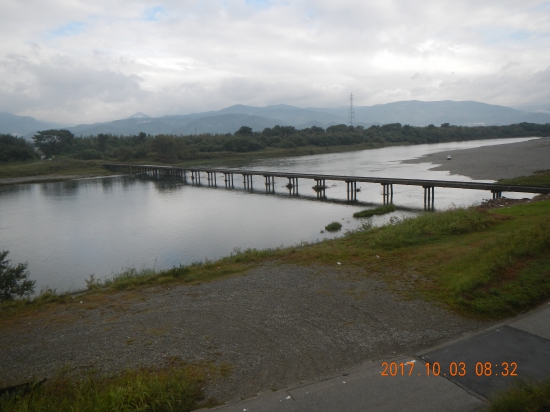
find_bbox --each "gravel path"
[0,263,491,403]
[402,137,550,180]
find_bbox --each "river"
[0,137,537,293]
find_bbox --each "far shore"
[2,137,548,187]
[402,137,550,180]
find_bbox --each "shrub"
[73,149,103,160]
[353,204,396,218]
[325,222,342,232]
[0,250,35,302]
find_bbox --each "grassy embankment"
[0,159,112,181]
[498,169,550,187]
[0,361,230,411]
[486,378,550,412]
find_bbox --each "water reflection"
[0,138,537,294]
[0,184,32,196]
[40,180,79,197]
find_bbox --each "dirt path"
[0,263,491,403]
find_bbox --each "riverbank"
[2,137,547,187]
[0,143,390,186]
[1,198,549,407]
[402,137,550,180]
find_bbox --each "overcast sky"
[1,0,550,124]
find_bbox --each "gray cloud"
[1,0,549,123]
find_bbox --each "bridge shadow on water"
[135,173,428,212]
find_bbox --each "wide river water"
[0,137,537,293]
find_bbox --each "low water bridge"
[103,163,550,209]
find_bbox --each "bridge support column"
[423,186,435,210]
[382,184,394,204]
[346,181,357,201]
[224,173,234,188]
[286,177,299,195]
[191,170,201,185]
[207,172,217,187]
[264,175,275,194]
[314,179,326,199]
[242,174,253,191]
[491,190,502,199]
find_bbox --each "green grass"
[0,158,112,180]
[325,222,343,232]
[498,169,550,187]
[87,248,280,291]
[353,204,396,218]
[365,207,504,249]
[486,378,550,412]
[0,362,229,412]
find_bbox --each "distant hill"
[0,112,63,138]
[2,100,550,138]
[71,101,546,136]
[67,113,291,136]
[310,100,550,127]
[127,112,151,119]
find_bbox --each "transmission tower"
[348,93,355,127]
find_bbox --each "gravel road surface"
[0,263,490,403]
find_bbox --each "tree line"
[1,122,549,163]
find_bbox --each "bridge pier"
[491,190,502,199]
[207,172,217,187]
[346,181,358,201]
[191,170,201,185]
[223,173,234,189]
[423,186,435,210]
[314,179,326,199]
[264,175,275,194]
[242,174,253,191]
[286,177,298,196]
[382,183,394,204]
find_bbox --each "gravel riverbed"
[403,137,550,180]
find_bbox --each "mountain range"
[3,100,550,139]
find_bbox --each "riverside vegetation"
[1,197,549,410]
[1,122,550,179]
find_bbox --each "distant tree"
[151,135,177,162]
[0,134,36,162]
[33,129,75,156]
[235,126,254,136]
[310,126,325,133]
[97,134,110,151]
[326,124,349,133]
[0,251,35,302]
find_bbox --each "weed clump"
[486,378,550,412]
[353,204,396,218]
[0,363,221,411]
[325,222,342,232]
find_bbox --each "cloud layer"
[1,0,550,123]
